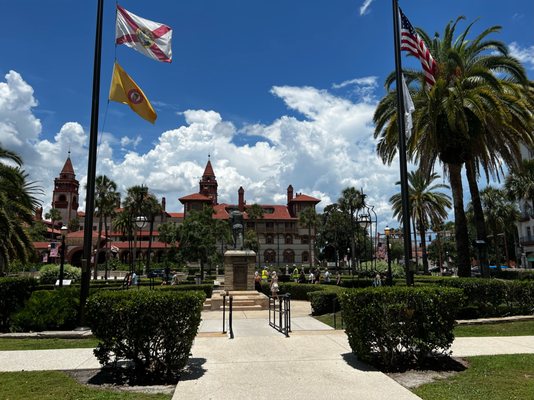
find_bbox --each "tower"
[199,157,218,205]
[52,153,79,225]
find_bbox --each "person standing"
[254,271,262,292]
[270,271,279,299]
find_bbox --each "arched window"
[301,235,309,244]
[266,234,274,244]
[264,249,276,263]
[302,251,309,263]
[283,249,295,263]
[59,194,67,202]
[285,234,293,244]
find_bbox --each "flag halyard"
[116,4,172,63]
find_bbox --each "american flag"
[399,8,437,86]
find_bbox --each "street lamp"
[358,213,371,270]
[135,216,147,276]
[385,226,392,286]
[59,225,68,288]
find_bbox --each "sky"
[1,0,533,231]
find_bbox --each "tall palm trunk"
[465,160,489,277]
[412,218,419,271]
[449,163,471,277]
[418,212,429,274]
[147,217,154,275]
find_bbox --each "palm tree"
[299,206,319,269]
[45,208,62,236]
[246,204,264,267]
[123,185,151,273]
[390,171,451,274]
[374,18,532,277]
[505,160,534,216]
[338,187,365,273]
[92,175,119,279]
[143,194,163,275]
[0,148,42,274]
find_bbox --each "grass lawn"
[0,338,99,351]
[454,320,534,337]
[0,371,172,400]
[413,354,534,400]
[313,312,344,329]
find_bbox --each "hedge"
[11,288,79,331]
[86,289,205,382]
[156,283,213,298]
[340,286,464,371]
[0,277,37,332]
[308,290,342,315]
[38,264,81,284]
[259,281,328,300]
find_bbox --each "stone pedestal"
[224,250,256,291]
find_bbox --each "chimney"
[161,197,166,212]
[287,184,294,204]
[35,207,43,220]
[238,186,245,212]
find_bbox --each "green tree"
[338,187,366,272]
[318,204,350,268]
[246,204,264,267]
[389,171,451,274]
[374,18,532,277]
[67,217,81,232]
[0,147,42,274]
[505,159,534,216]
[27,220,48,242]
[299,206,319,269]
[45,208,62,234]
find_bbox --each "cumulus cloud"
[509,42,534,69]
[0,69,409,228]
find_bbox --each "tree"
[338,187,365,273]
[123,185,152,273]
[67,217,81,232]
[299,206,319,269]
[91,175,119,278]
[319,204,350,269]
[27,220,48,242]
[389,171,451,274]
[505,159,534,215]
[0,147,42,274]
[45,208,62,234]
[374,17,532,277]
[246,204,264,267]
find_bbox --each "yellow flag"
[109,62,157,124]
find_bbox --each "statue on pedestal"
[230,210,244,250]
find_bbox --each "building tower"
[199,156,218,205]
[52,153,79,225]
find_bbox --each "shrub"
[11,288,79,331]
[39,264,81,284]
[0,277,37,332]
[259,281,327,300]
[86,289,205,382]
[156,283,213,298]
[340,286,464,371]
[308,290,341,315]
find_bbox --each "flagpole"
[79,0,104,324]
[392,0,413,285]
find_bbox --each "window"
[302,251,309,262]
[59,194,67,202]
[266,222,274,229]
[247,222,254,229]
[528,227,532,241]
[285,234,293,244]
[283,249,295,263]
[301,235,309,244]
[285,222,293,230]
[264,249,276,263]
[266,235,274,244]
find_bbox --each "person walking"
[270,271,279,299]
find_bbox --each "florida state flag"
[115,4,172,63]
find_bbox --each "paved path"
[2,301,534,400]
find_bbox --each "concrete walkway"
[2,301,534,400]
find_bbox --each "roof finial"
[208,153,210,159]
[68,145,71,158]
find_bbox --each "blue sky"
[1,0,533,229]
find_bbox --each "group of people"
[253,268,279,298]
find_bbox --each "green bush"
[308,290,341,315]
[86,289,205,382]
[259,282,327,300]
[491,269,534,280]
[0,277,37,332]
[11,288,79,331]
[39,264,81,284]
[340,286,464,371]
[156,283,213,298]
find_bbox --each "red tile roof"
[33,242,51,250]
[290,193,321,204]
[213,204,296,220]
[168,212,184,218]
[203,160,215,177]
[108,241,173,249]
[61,157,75,175]
[179,193,212,203]
[67,231,105,239]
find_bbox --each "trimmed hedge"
[86,289,205,382]
[259,281,327,300]
[308,290,341,315]
[0,277,37,332]
[340,286,464,370]
[11,288,79,331]
[38,264,81,284]
[435,278,534,318]
[156,283,213,298]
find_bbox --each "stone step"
[219,304,263,311]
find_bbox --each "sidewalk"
[2,301,534,400]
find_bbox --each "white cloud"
[0,70,413,228]
[359,0,374,16]
[120,135,142,149]
[509,42,534,69]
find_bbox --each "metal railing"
[222,294,234,339]
[269,293,291,337]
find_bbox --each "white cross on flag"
[115,4,172,63]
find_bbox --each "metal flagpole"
[79,0,105,324]
[391,0,413,285]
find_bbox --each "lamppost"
[385,226,392,286]
[358,213,371,270]
[135,216,147,277]
[59,225,68,288]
